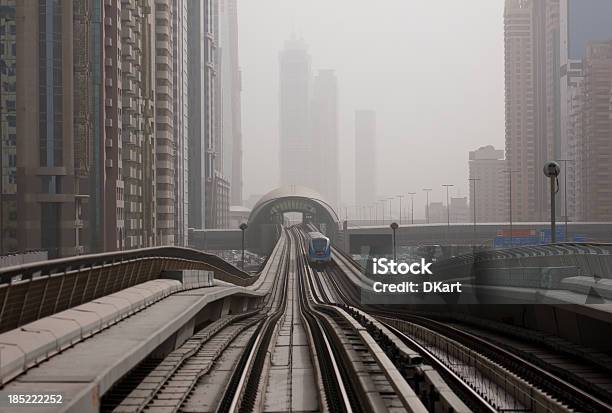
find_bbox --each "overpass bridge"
[189,219,612,256]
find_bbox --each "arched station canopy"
[247,186,340,253]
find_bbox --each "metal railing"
[433,242,612,280]
[0,246,254,333]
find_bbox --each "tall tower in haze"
[220,0,244,207]
[173,0,189,245]
[188,0,229,229]
[311,70,339,208]
[504,0,560,222]
[279,36,312,188]
[355,110,377,209]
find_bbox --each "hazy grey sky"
[238,0,505,217]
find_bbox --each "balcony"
[156,55,171,66]
[155,40,170,51]
[121,8,133,23]
[122,44,133,57]
[122,115,138,130]
[156,85,171,96]
[122,96,137,113]
[122,61,133,74]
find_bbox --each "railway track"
[106,228,430,412]
[102,226,612,413]
[326,242,612,413]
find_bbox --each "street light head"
[543,161,561,178]
[390,222,399,230]
[239,223,248,231]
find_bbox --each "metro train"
[306,231,332,266]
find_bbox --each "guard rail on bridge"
[0,246,253,334]
[433,243,612,279]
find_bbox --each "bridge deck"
[0,284,260,413]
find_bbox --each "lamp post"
[390,222,398,261]
[387,197,394,222]
[544,161,561,243]
[442,184,454,228]
[408,192,416,224]
[396,195,404,225]
[423,188,432,224]
[468,178,480,244]
[557,159,574,241]
[239,223,248,270]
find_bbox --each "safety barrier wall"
[0,247,254,333]
[0,251,48,268]
[433,243,612,280]
[0,279,183,385]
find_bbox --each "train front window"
[312,239,327,251]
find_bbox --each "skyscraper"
[173,0,189,245]
[355,110,377,209]
[188,0,228,230]
[0,1,18,254]
[576,41,612,221]
[155,0,176,245]
[220,0,243,207]
[279,36,311,189]
[311,69,339,208]
[15,1,93,258]
[115,0,157,250]
[187,0,207,231]
[103,0,124,251]
[504,0,560,222]
[559,0,612,221]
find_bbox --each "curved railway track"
[326,242,612,413]
[99,226,612,413]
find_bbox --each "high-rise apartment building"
[173,0,189,245]
[220,0,243,207]
[154,0,175,245]
[2,0,228,256]
[0,1,18,255]
[355,110,377,209]
[559,0,612,221]
[279,37,312,189]
[504,0,560,222]
[14,1,95,258]
[107,0,157,250]
[311,70,339,209]
[577,41,612,221]
[103,0,124,251]
[187,0,228,230]
[209,0,229,229]
[187,0,207,231]
[469,146,508,223]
